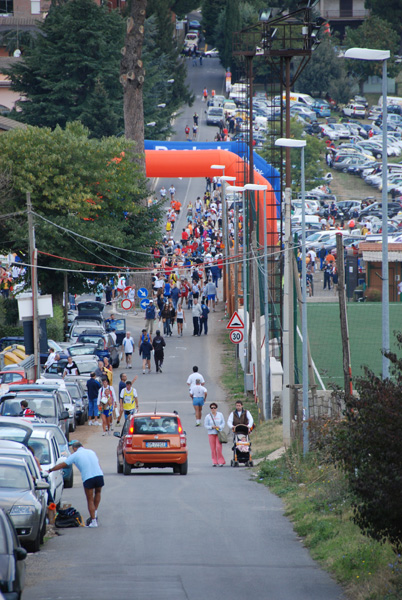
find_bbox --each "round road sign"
[140,299,150,310]
[229,329,243,344]
[121,298,132,311]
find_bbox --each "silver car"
[0,457,48,553]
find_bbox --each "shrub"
[366,288,381,302]
[47,304,64,341]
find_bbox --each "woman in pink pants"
[204,403,226,466]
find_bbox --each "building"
[318,0,370,36]
[360,242,402,302]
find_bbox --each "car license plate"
[146,441,167,448]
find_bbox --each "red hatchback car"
[114,412,188,475]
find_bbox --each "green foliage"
[0,325,24,339]
[170,0,199,18]
[0,123,162,296]
[8,0,124,138]
[296,35,355,105]
[46,304,64,341]
[365,0,402,35]
[201,0,226,45]
[327,335,402,553]
[344,16,401,92]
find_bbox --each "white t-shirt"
[187,372,205,387]
[117,276,126,290]
[190,384,207,399]
[123,337,134,353]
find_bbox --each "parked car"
[311,101,331,118]
[35,379,77,434]
[68,323,105,344]
[342,103,366,118]
[0,507,27,599]
[31,422,73,488]
[64,380,88,426]
[114,411,188,475]
[0,457,48,552]
[206,105,224,126]
[0,368,34,386]
[75,331,119,368]
[0,417,33,446]
[28,429,64,506]
[203,47,219,58]
[44,355,99,378]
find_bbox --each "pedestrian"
[200,299,210,335]
[199,54,203,66]
[162,300,171,336]
[205,278,217,310]
[185,125,190,140]
[97,378,116,436]
[168,299,176,336]
[192,298,202,336]
[144,299,156,334]
[187,365,205,388]
[204,403,226,466]
[190,378,207,426]
[227,400,254,432]
[192,124,198,140]
[318,245,327,270]
[139,336,153,374]
[193,112,199,126]
[122,332,135,369]
[119,379,138,421]
[63,356,79,378]
[95,360,104,380]
[86,372,101,426]
[116,273,126,299]
[169,184,176,200]
[323,262,332,290]
[171,284,180,310]
[176,302,185,337]
[152,330,166,373]
[44,347,57,371]
[203,87,208,102]
[47,441,104,528]
[102,357,113,385]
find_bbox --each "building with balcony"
[319,0,370,36]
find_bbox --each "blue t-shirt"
[87,378,101,401]
[64,447,103,482]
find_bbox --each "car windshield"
[72,362,96,375]
[134,416,179,435]
[78,336,103,347]
[69,345,97,356]
[106,319,125,333]
[0,464,30,489]
[0,427,30,444]
[209,108,222,116]
[65,385,80,401]
[1,452,36,479]
[29,438,51,465]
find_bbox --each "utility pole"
[27,193,40,380]
[336,234,353,399]
[252,231,264,422]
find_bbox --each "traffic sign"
[121,298,132,311]
[226,311,244,330]
[137,287,149,298]
[230,329,243,344]
[140,299,150,310]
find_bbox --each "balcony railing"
[321,9,370,20]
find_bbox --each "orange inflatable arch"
[145,149,278,246]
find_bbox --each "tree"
[201,0,226,46]
[214,0,241,74]
[0,122,162,297]
[8,0,124,138]
[296,35,355,105]
[329,335,402,553]
[365,0,402,36]
[344,16,401,94]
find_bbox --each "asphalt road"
[23,57,345,600]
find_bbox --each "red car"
[114,412,188,475]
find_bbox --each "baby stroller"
[230,424,253,467]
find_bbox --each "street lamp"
[344,48,390,379]
[226,184,247,394]
[245,183,271,419]
[275,138,307,453]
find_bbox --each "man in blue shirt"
[47,441,104,528]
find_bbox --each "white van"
[279,92,315,106]
[291,215,320,227]
[378,96,402,108]
[184,32,199,51]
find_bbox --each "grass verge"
[258,445,402,599]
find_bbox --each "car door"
[50,437,64,504]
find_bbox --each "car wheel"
[79,412,86,426]
[342,167,348,173]
[64,470,74,489]
[65,429,69,442]
[117,455,123,474]
[179,460,188,475]
[69,420,75,433]
[123,458,131,475]
[25,528,41,553]
[173,465,180,474]
[112,357,120,369]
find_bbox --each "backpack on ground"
[55,507,84,528]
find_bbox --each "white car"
[29,429,64,506]
[342,103,366,118]
[203,47,219,58]
[320,124,339,140]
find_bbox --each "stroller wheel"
[249,460,254,467]
[230,459,234,467]
[234,461,239,467]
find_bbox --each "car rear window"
[29,438,51,465]
[1,397,55,418]
[0,464,30,489]
[0,427,30,444]
[134,416,178,435]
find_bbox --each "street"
[24,56,344,600]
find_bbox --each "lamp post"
[275,138,307,452]
[344,48,390,379]
[245,183,270,419]
[226,184,247,394]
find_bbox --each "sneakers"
[102,431,106,436]
[95,421,101,426]
[86,519,98,528]
[159,368,162,373]
[143,370,145,374]
[110,425,114,431]
[88,420,93,426]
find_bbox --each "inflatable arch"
[144,143,279,246]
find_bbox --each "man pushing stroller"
[227,401,254,467]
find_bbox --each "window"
[29,439,51,465]
[0,0,13,15]
[0,465,30,489]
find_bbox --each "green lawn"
[295,303,402,389]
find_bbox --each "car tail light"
[180,434,186,448]
[177,417,183,433]
[125,435,133,446]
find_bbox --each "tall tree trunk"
[120,0,147,173]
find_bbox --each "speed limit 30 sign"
[229,329,243,344]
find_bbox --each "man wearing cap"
[144,299,156,334]
[122,332,135,369]
[47,441,104,528]
[190,379,207,426]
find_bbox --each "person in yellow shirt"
[119,380,138,421]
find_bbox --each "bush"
[46,304,64,341]
[366,288,381,302]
